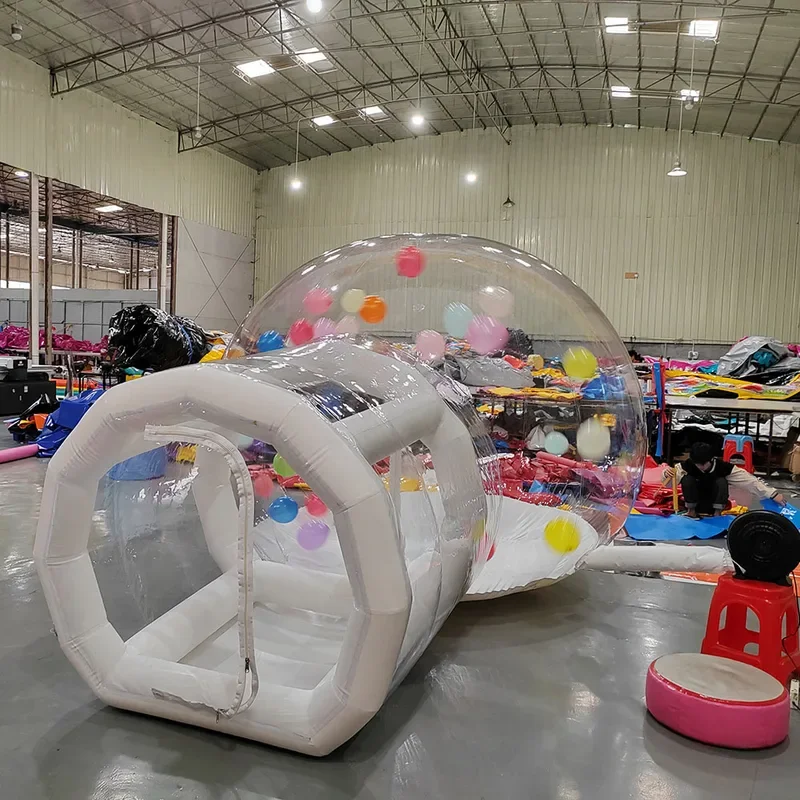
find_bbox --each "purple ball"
[297,520,330,550]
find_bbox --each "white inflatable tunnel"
[34,340,488,756]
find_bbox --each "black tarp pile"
[107,305,211,372]
[717,336,800,385]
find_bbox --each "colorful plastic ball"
[466,314,509,355]
[395,245,426,278]
[288,318,314,346]
[313,317,337,339]
[563,346,598,380]
[544,518,580,554]
[478,285,514,318]
[443,302,474,338]
[256,330,284,352]
[341,288,366,314]
[305,493,328,516]
[272,454,296,478]
[471,517,486,542]
[576,417,611,462]
[302,287,333,315]
[297,520,330,550]
[359,295,387,324]
[335,315,360,335]
[267,496,299,524]
[252,471,273,498]
[544,431,570,456]
[415,329,446,361]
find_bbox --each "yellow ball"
[563,346,598,380]
[471,517,486,542]
[341,288,366,314]
[544,518,580,554]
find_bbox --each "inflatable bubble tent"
[34,233,645,755]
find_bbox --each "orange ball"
[359,295,387,324]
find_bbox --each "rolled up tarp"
[583,543,733,574]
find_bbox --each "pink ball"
[466,315,509,355]
[303,287,333,315]
[415,329,446,361]
[297,520,330,550]
[313,317,337,339]
[305,493,328,516]
[395,245,426,278]
[252,471,273,498]
[336,315,360,335]
[288,318,314,346]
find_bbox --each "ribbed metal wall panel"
[0,46,255,238]
[257,125,800,344]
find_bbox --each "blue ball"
[268,496,299,524]
[257,330,285,352]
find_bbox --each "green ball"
[273,454,296,478]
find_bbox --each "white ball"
[576,417,611,462]
[478,285,514,318]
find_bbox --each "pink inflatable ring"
[646,653,789,749]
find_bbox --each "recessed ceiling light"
[465,172,478,184]
[290,178,303,191]
[611,85,633,98]
[235,59,275,78]
[312,115,335,126]
[13,170,28,178]
[411,113,425,127]
[307,0,322,11]
[604,17,631,33]
[688,19,719,38]
[361,106,385,117]
[96,204,123,213]
[297,48,327,64]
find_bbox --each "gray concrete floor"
[3,448,800,799]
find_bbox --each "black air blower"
[728,510,800,585]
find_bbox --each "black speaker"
[728,510,800,585]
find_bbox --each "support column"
[28,174,39,363]
[44,177,53,363]
[157,213,168,311]
[169,216,178,314]
[71,230,78,288]
[135,241,141,290]
[3,212,9,287]
[78,230,84,288]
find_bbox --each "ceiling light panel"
[688,19,719,38]
[604,17,631,33]
[235,59,275,78]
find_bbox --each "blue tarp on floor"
[624,500,799,541]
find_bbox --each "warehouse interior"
[3,1,800,798]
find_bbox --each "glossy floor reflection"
[2,443,800,799]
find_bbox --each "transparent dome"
[230,233,646,552]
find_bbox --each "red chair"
[722,434,754,474]
[701,573,800,685]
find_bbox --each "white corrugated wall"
[0,46,255,238]
[257,125,800,344]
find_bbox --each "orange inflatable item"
[359,295,387,324]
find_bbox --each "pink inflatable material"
[0,443,39,464]
[646,653,789,749]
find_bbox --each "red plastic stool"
[701,573,800,684]
[722,434,754,473]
